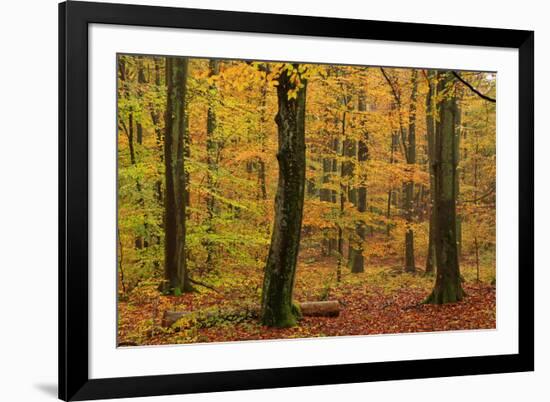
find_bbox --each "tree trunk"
[425,71,464,304]
[425,70,437,274]
[205,59,220,270]
[350,95,368,273]
[473,127,480,282]
[319,132,333,256]
[337,112,347,281]
[150,58,164,205]
[135,57,149,249]
[261,65,307,327]
[320,132,335,255]
[454,95,463,260]
[162,57,193,293]
[257,83,268,201]
[386,132,397,236]
[136,57,147,145]
[404,69,418,273]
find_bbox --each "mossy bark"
[261,66,307,328]
[425,71,464,304]
[163,57,193,294]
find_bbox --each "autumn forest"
[117,55,496,346]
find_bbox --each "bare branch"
[452,72,496,103]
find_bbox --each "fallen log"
[162,300,340,328]
[299,301,340,317]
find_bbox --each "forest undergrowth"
[118,247,496,346]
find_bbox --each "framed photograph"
[59,1,534,400]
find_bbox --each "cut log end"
[298,301,340,317]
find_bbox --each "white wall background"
[0,0,544,401]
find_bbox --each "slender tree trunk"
[135,57,149,249]
[261,65,307,328]
[320,131,333,256]
[319,134,334,256]
[136,58,146,145]
[148,58,163,266]
[473,127,480,282]
[454,95,463,260]
[150,58,164,205]
[386,132,396,236]
[257,83,269,200]
[404,70,418,273]
[205,60,220,270]
[425,71,464,304]
[329,137,339,254]
[119,58,146,250]
[163,57,193,293]
[425,70,437,274]
[350,95,368,273]
[338,111,349,280]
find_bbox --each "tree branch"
[188,277,220,293]
[452,72,496,103]
[462,185,496,203]
[380,67,401,105]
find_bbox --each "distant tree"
[425,70,437,274]
[205,59,220,270]
[349,93,369,273]
[380,68,419,272]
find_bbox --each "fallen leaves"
[118,253,495,346]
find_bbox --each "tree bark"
[257,83,269,200]
[162,57,193,293]
[425,71,465,304]
[386,132,397,236]
[320,133,338,255]
[205,59,220,270]
[404,69,418,273]
[150,58,164,204]
[261,65,307,327]
[350,94,368,273]
[337,112,348,282]
[135,57,149,249]
[425,70,437,274]
[454,95,463,260]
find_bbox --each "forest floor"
[117,249,496,346]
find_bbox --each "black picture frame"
[59,1,534,400]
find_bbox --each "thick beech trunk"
[163,57,193,293]
[425,71,464,304]
[261,66,307,327]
